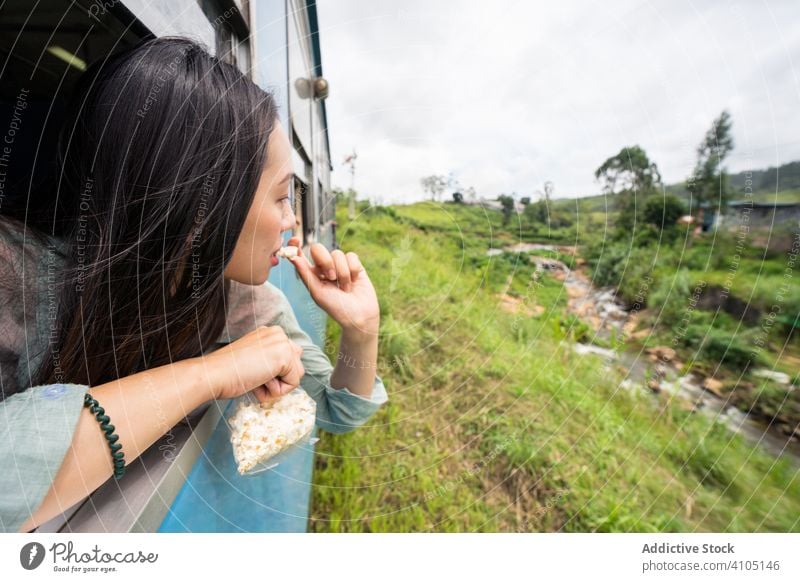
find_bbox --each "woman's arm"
[285,238,383,402]
[329,325,380,398]
[18,325,305,532]
[18,358,211,532]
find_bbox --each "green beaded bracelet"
[83,393,126,479]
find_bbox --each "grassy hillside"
[308,201,800,532]
[553,188,800,216]
[546,160,800,210]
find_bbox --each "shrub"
[648,268,691,325]
[643,195,686,230]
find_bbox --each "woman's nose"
[280,205,296,231]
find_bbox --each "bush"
[676,318,763,368]
[701,328,761,368]
[363,204,398,219]
[643,195,686,230]
[647,268,691,325]
[585,241,657,307]
[557,314,591,343]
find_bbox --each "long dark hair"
[30,37,278,387]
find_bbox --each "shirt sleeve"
[0,383,88,533]
[275,298,389,434]
[220,280,389,434]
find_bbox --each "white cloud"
[316,0,800,203]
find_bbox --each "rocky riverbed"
[490,244,800,467]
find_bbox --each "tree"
[524,198,549,227]
[595,146,661,232]
[420,175,447,201]
[465,186,477,202]
[595,146,661,195]
[520,196,531,206]
[686,111,734,214]
[446,171,460,196]
[452,191,464,204]
[544,180,554,200]
[497,194,515,226]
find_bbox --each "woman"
[0,37,387,532]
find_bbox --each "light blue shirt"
[0,218,388,532]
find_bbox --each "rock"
[496,293,542,318]
[567,288,587,302]
[701,377,725,398]
[654,364,667,378]
[678,398,702,413]
[572,343,617,359]
[752,369,792,385]
[647,379,661,393]
[646,346,677,363]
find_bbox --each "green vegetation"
[685,111,734,212]
[309,200,800,532]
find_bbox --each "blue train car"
[0,0,335,532]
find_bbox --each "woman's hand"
[286,237,380,335]
[201,325,305,403]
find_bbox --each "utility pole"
[343,149,357,219]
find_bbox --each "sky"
[314,0,800,204]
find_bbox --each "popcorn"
[228,389,316,475]
[276,246,299,259]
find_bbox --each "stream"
[493,245,800,468]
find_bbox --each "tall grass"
[309,201,800,532]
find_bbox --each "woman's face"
[224,121,296,285]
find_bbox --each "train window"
[293,177,310,244]
[196,0,251,75]
[0,0,148,221]
[317,180,326,225]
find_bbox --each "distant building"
[724,200,800,229]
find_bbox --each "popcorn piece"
[276,246,299,259]
[229,389,316,475]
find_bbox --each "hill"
[541,160,800,211]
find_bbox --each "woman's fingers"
[309,243,336,280]
[263,378,282,400]
[331,250,351,291]
[345,251,363,281]
[301,243,364,290]
[289,249,321,294]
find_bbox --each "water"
[492,244,800,468]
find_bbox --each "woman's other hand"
[286,237,380,336]
[202,325,304,403]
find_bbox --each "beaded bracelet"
[83,392,126,479]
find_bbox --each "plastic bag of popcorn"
[227,388,318,475]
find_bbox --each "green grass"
[308,201,800,532]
